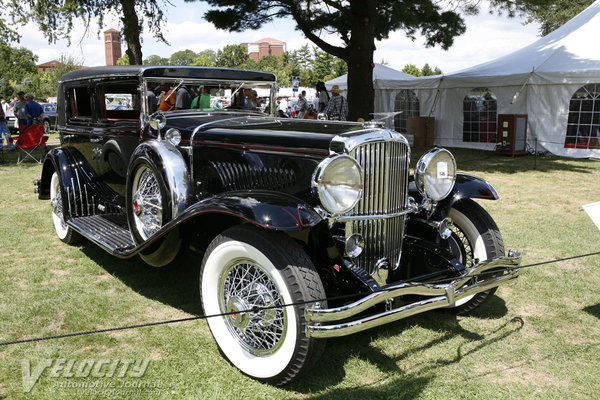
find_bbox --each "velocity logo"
[21,358,150,393]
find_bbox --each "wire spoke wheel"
[131,165,163,240]
[220,259,286,355]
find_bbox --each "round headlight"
[415,148,456,202]
[312,155,363,215]
[165,128,181,146]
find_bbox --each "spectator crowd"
[0,91,48,151]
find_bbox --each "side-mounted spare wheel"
[200,225,327,385]
[126,141,190,267]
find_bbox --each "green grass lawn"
[1,148,599,399]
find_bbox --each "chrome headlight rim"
[165,128,181,146]
[415,147,457,202]
[312,154,364,215]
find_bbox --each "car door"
[61,81,96,167]
[91,79,142,196]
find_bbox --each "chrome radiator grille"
[347,139,410,275]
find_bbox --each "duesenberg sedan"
[35,66,520,385]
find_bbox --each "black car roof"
[59,66,277,83]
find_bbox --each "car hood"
[160,111,376,155]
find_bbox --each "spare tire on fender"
[126,140,190,266]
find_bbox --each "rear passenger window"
[98,82,141,121]
[67,86,92,121]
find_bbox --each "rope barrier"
[1,250,599,347]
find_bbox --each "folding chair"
[15,124,48,164]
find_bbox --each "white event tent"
[328,1,600,157]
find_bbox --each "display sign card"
[583,202,600,231]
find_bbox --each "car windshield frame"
[142,77,277,117]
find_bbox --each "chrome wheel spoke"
[132,167,163,239]
[220,260,286,355]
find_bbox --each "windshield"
[143,78,275,116]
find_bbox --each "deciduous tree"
[521,0,594,36]
[192,0,543,121]
[216,45,249,68]
[6,0,169,65]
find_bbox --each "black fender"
[409,173,499,218]
[175,190,323,232]
[122,190,324,265]
[39,147,120,218]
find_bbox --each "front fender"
[409,173,499,218]
[177,190,323,231]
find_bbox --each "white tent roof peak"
[448,0,600,86]
[326,63,416,91]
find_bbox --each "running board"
[67,214,136,256]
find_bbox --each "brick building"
[241,38,287,61]
[37,60,59,73]
[104,28,122,66]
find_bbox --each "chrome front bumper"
[305,251,521,338]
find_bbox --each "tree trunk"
[120,0,143,65]
[346,0,376,122]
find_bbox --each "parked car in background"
[40,103,57,132]
[35,66,521,385]
[4,108,18,134]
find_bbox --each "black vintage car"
[35,66,520,385]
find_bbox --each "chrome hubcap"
[220,259,286,355]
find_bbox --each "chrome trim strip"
[333,209,415,222]
[305,254,521,338]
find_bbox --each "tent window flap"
[565,84,600,150]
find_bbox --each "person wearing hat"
[324,84,348,121]
[24,93,44,126]
[13,91,28,130]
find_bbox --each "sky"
[17,1,542,76]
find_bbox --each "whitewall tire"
[200,225,326,385]
[50,172,81,244]
[446,199,504,313]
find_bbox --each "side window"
[66,86,92,122]
[98,81,141,121]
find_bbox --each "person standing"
[278,96,288,116]
[0,103,14,150]
[175,85,192,110]
[297,90,309,119]
[24,93,45,126]
[316,82,329,113]
[13,91,28,130]
[324,85,348,121]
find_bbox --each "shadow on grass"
[77,240,520,397]
[583,303,600,319]
[288,311,523,398]
[79,242,203,316]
